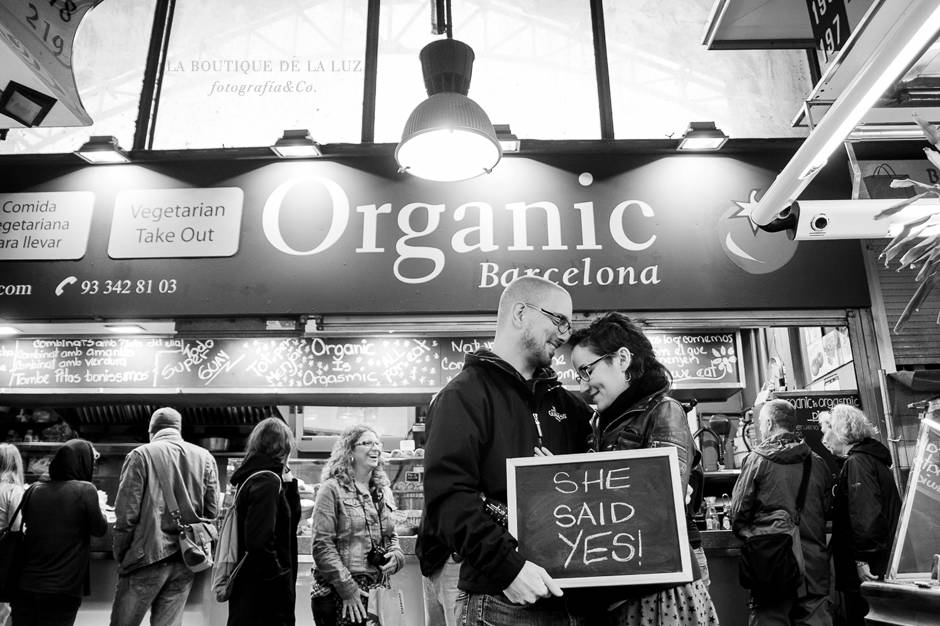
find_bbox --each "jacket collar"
[467,348,561,388]
[150,428,183,443]
[599,379,671,422]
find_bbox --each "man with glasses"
[420,276,593,626]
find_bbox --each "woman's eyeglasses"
[522,302,571,334]
[574,352,616,383]
[355,440,383,449]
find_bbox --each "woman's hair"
[827,403,878,445]
[321,424,389,495]
[568,312,672,392]
[245,416,295,463]
[0,443,23,486]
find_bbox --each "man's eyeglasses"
[574,352,615,383]
[522,303,571,334]
[355,440,383,449]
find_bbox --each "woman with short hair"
[227,417,301,626]
[311,424,404,625]
[824,403,901,626]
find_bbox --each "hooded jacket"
[19,439,107,597]
[830,437,901,590]
[730,432,832,597]
[421,349,592,594]
[227,452,301,626]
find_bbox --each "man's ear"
[510,302,527,328]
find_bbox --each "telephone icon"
[54,276,78,296]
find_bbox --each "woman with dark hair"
[824,403,901,625]
[569,312,718,625]
[0,443,25,626]
[227,417,301,626]
[12,439,107,626]
[311,424,404,625]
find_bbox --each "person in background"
[0,444,25,626]
[823,404,901,626]
[311,424,404,625]
[569,312,719,625]
[227,416,301,626]
[12,439,107,626]
[730,399,832,626]
[421,275,593,626]
[110,407,220,626]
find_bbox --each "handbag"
[738,456,812,604]
[367,585,406,626]
[150,448,218,573]
[0,484,36,602]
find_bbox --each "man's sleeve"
[112,449,145,562]
[421,385,525,592]
[202,453,220,520]
[730,453,760,538]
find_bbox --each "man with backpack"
[110,407,220,626]
[730,399,833,626]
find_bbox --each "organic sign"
[506,448,691,587]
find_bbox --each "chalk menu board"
[893,417,940,577]
[506,448,692,587]
[773,390,861,478]
[0,330,740,393]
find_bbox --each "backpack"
[738,456,812,604]
[211,470,281,602]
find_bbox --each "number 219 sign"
[806,0,851,64]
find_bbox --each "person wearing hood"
[823,404,901,626]
[569,312,719,625]
[420,276,593,625]
[12,438,107,626]
[730,399,833,626]
[227,416,300,626]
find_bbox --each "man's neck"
[491,336,533,380]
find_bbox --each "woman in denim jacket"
[311,425,405,625]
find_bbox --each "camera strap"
[360,486,383,548]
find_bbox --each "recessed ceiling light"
[105,324,147,334]
[0,326,22,336]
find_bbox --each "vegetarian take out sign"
[507,448,692,587]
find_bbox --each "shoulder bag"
[0,483,37,601]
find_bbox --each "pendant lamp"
[395,38,501,182]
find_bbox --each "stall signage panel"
[108,188,243,258]
[507,448,691,587]
[0,153,870,317]
[772,390,861,477]
[0,192,94,260]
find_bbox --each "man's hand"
[856,560,877,582]
[503,561,563,605]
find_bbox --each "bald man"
[420,276,594,626]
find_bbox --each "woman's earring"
[624,370,632,382]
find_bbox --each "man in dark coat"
[421,275,593,625]
[730,399,833,626]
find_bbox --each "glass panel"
[374,0,599,143]
[153,0,367,149]
[604,0,812,139]
[888,415,940,580]
[0,0,155,155]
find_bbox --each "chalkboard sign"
[891,417,940,578]
[773,390,861,478]
[506,448,692,588]
[0,331,740,395]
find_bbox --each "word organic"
[552,467,643,568]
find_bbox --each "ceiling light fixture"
[0,325,22,336]
[75,135,130,164]
[395,0,500,182]
[749,0,940,226]
[0,81,56,127]
[494,124,520,152]
[271,129,321,158]
[677,122,728,152]
[105,324,147,334]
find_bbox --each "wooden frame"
[506,447,692,588]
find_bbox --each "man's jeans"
[424,557,461,626]
[456,591,589,626]
[110,559,195,626]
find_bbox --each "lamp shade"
[396,38,501,182]
[396,92,501,182]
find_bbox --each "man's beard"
[522,328,555,369]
